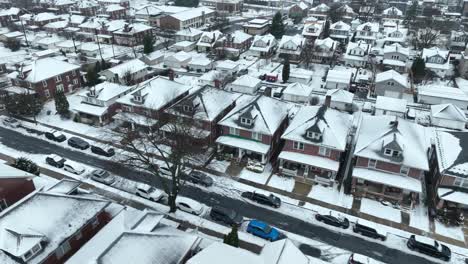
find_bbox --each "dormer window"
[183,105,193,112]
[134,95,143,103]
[384,148,401,157]
[306,131,322,140]
[241,117,252,126]
[22,243,42,261]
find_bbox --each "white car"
[176,197,204,215]
[135,184,166,202]
[63,160,86,175]
[348,253,380,264]
[2,117,20,128]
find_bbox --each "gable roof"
[422,47,449,60]
[330,21,350,31]
[326,88,354,104]
[435,131,468,178]
[375,96,407,113]
[431,104,467,122]
[383,43,409,56]
[279,34,304,48]
[21,58,80,83]
[78,82,132,101]
[375,70,408,88]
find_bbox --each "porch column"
[99,116,102,125]
[261,154,266,164]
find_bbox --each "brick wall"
[0,178,35,207]
[283,140,341,161]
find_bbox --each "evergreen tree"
[405,0,418,25]
[86,61,102,86]
[54,90,70,116]
[411,57,426,81]
[5,93,42,117]
[270,12,285,39]
[5,39,20,52]
[13,157,40,175]
[143,34,155,54]
[322,20,330,39]
[282,58,290,83]
[223,225,239,247]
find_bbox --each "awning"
[73,102,108,116]
[216,136,270,155]
[113,112,158,126]
[438,188,468,206]
[352,167,422,193]
[279,151,339,172]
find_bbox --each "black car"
[91,145,115,157]
[315,213,349,229]
[45,131,66,142]
[407,235,451,261]
[68,137,90,150]
[352,220,386,241]
[210,206,243,226]
[241,191,281,208]
[45,154,66,168]
[187,171,213,187]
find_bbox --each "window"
[75,231,82,240]
[229,127,240,136]
[384,148,392,156]
[252,132,262,141]
[0,199,7,211]
[66,76,70,82]
[400,166,409,175]
[56,240,71,259]
[293,141,304,150]
[122,105,133,112]
[42,80,47,87]
[319,146,331,157]
[183,105,193,112]
[454,178,468,188]
[72,70,76,76]
[392,151,400,157]
[92,217,99,228]
[44,89,50,98]
[240,117,252,126]
[368,159,377,168]
[73,79,79,85]
[56,84,64,92]
[55,75,62,82]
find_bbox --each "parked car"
[135,184,166,202]
[315,213,349,229]
[2,117,20,128]
[186,171,213,187]
[89,169,115,185]
[45,131,66,142]
[45,154,66,168]
[407,235,451,261]
[241,191,281,208]
[210,206,243,226]
[68,137,90,150]
[348,253,379,264]
[63,160,86,175]
[176,197,204,215]
[91,145,115,157]
[352,219,387,241]
[246,220,281,241]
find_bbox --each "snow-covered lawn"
[435,221,465,242]
[360,198,402,223]
[307,185,354,209]
[409,205,430,232]
[238,168,270,185]
[267,174,294,192]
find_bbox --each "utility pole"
[20,19,29,47]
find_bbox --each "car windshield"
[148,187,156,193]
[227,210,236,219]
[96,170,109,177]
[263,225,272,233]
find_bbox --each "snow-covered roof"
[438,188,468,206]
[33,12,58,22]
[187,242,259,264]
[346,41,370,56]
[356,22,379,33]
[77,0,99,8]
[218,95,290,135]
[0,7,20,17]
[166,86,241,122]
[216,135,270,154]
[375,96,407,113]
[382,6,403,16]
[0,163,36,179]
[170,6,214,21]
[375,70,408,88]
[105,4,125,12]
[117,76,190,111]
[310,3,329,12]
[103,59,148,77]
[250,34,276,52]
[418,85,468,102]
[114,23,152,35]
[0,191,109,264]
[197,30,223,47]
[383,43,409,56]
[216,60,239,70]
[78,81,132,101]
[283,82,314,98]
[338,4,355,14]
[20,58,79,83]
[232,75,261,88]
[326,68,353,84]
[326,88,354,104]
[279,34,304,49]
[166,51,192,63]
[176,27,203,37]
[302,22,323,37]
[44,20,68,29]
[422,47,449,60]
[435,131,468,178]
[260,239,309,264]
[314,37,336,50]
[431,104,467,122]
[223,30,252,44]
[282,105,352,151]
[354,116,431,170]
[330,21,350,31]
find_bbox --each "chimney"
[168,69,174,81]
[214,79,220,88]
[324,95,331,107]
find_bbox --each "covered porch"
[113,112,159,131]
[216,135,270,164]
[436,188,467,226]
[352,168,421,210]
[278,151,339,187]
[73,103,109,126]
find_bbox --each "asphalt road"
[0,126,443,264]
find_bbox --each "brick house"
[113,23,153,46]
[278,104,352,186]
[164,86,241,144]
[103,4,127,19]
[277,34,305,63]
[27,12,61,27]
[76,0,100,17]
[159,7,215,31]
[352,116,431,209]
[216,95,290,165]
[98,0,130,8]
[0,7,20,27]
[216,30,253,58]
[0,190,110,264]
[114,76,191,129]
[0,163,36,212]
[9,58,82,99]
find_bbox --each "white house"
[248,34,277,58]
[282,82,314,103]
[421,47,450,78]
[230,75,261,94]
[382,43,409,73]
[355,22,379,45]
[277,34,305,62]
[375,70,410,99]
[417,84,468,110]
[344,41,370,67]
[99,59,150,84]
[164,51,192,69]
[325,88,354,111]
[329,21,350,43]
[325,68,354,90]
[430,104,467,130]
[375,96,407,118]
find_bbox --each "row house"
[277,34,305,63]
[134,5,190,28]
[113,23,153,46]
[243,19,270,35]
[0,7,19,27]
[382,43,409,73]
[114,76,191,129]
[99,58,151,85]
[354,22,379,45]
[374,70,410,99]
[75,0,100,17]
[216,30,253,58]
[248,34,277,58]
[159,7,215,31]
[216,95,290,165]
[9,58,82,98]
[430,131,468,215]
[55,0,76,14]
[0,163,36,212]
[308,3,329,21]
[196,30,223,53]
[352,116,431,209]
[449,30,468,54]
[98,0,130,8]
[421,47,450,78]
[344,41,371,67]
[22,12,61,28]
[383,27,407,46]
[102,4,127,19]
[311,37,337,64]
[279,104,352,186]
[0,189,111,264]
[73,82,133,126]
[329,21,350,44]
[164,86,241,144]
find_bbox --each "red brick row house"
[0,163,36,212]
[102,4,127,20]
[352,116,431,209]
[113,23,153,46]
[9,58,82,99]
[216,30,253,58]
[278,104,353,186]
[75,0,100,17]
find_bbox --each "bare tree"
[327,3,345,23]
[114,105,212,213]
[413,27,440,50]
[121,69,135,85]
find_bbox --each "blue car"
[246,220,281,241]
